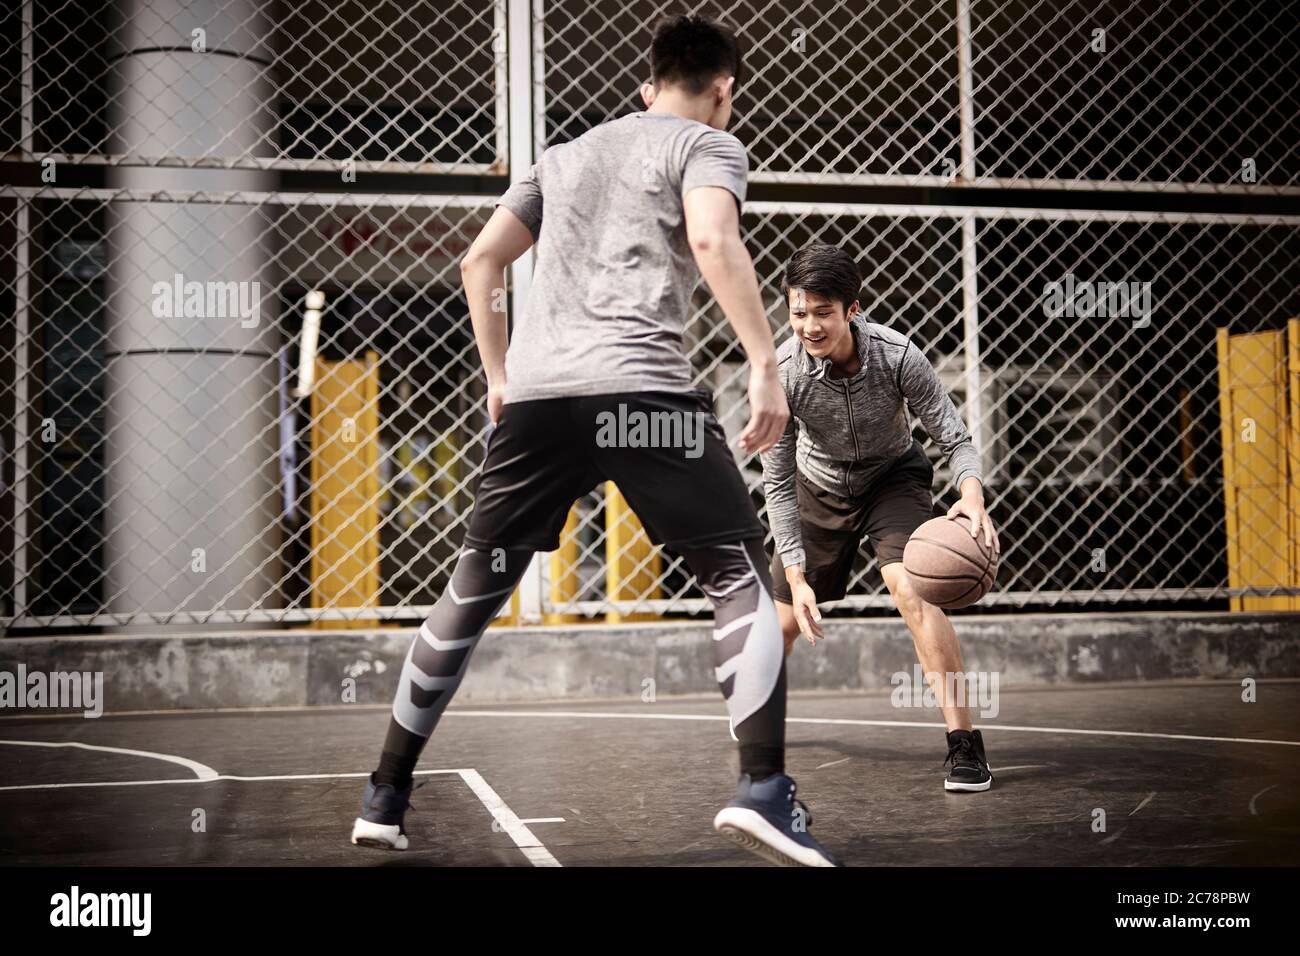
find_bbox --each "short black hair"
[780,243,863,312]
[650,15,743,95]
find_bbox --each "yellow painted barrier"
[1216,329,1292,611]
[310,352,381,628]
[545,506,582,625]
[604,481,661,623]
[1289,319,1300,611]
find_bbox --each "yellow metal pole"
[604,481,661,624]
[310,352,381,629]
[1215,329,1240,611]
[546,506,582,625]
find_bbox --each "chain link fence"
[5,0,505,173]
[3,0,1300,630]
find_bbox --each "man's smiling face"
[787,288,857,360]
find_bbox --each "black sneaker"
[713,773,841,867]
[944,729,993,792]
[351,774,414,850]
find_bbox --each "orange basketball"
[902,514,997,609]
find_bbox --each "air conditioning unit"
[932,363,1118,489]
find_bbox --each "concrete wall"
[2,612,1298,716]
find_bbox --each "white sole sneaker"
[713,807,837,867]
[944,777,993,792]
[351,816,408,850]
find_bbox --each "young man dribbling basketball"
[761,243,1001,791]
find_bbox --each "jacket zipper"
[843,384,860,495]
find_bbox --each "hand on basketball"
[946,494,1000,555]
[738,365,790,454]
[789,578,824,645]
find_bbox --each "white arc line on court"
[1249,784,1278,816]
[457,769,560,867]
[0,739,218,780]
[444,710,1300,747]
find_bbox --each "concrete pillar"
[103,0,280,626]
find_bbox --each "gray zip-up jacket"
[761,316,983,569]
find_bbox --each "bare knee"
[885,569,930,626]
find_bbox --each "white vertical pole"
[960,215,984,472]
[14,1,33,618]
[956,2,985,479]
[955,0,977,183]
[21,0,34,157]
[507,0,534,300]
[13,198,30,619]
[532,0,547,162]
[506,0,544,622]
[493,0,509,172]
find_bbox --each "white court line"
[0,767,459,793]
[519,817,565,824]
[0,763,557,868]
[0,739,219,780]
[444,710,1300,748]
[457,769,561,867]
[4,680,1300,723]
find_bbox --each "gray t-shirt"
[496,111,749,403]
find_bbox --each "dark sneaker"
[350,774,414,850]
[944,729,993,792]
[713,773,841,867]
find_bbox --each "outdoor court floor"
[2,682,1298,867]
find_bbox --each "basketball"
[902,515,998,609]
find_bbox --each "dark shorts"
[464,390,765,553]
[770,440,936,604]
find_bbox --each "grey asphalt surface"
[2,682,1298,866]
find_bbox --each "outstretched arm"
[761,414,824,644]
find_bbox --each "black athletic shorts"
[770,439,936,604]
[463,389,766,553]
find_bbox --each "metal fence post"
[507,0,546,622]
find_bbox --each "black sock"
[372,720,424,789]
[739,743,785,781]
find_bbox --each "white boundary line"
[0,756,560,867]
[441,710,1300,748]
[457,769,560,867]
